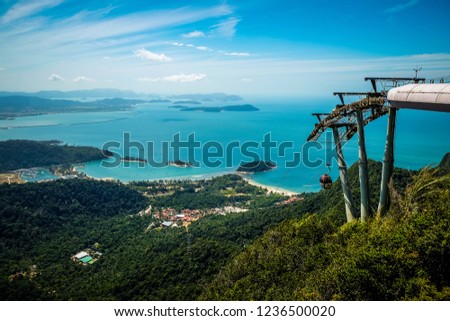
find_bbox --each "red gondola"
[320,174,332,189]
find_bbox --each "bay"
[1,98,449,193]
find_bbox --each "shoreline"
[20,162,300,195]
[241,176,298,196]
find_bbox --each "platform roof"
[387,84,450,112]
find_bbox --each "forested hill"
[0,140,110,171]
[0,179,148,300]
[0,175,297,300]
[201,162,450,300]
[0,155,448,300]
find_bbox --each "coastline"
[14,161,300,195]
[68,163,300,194]
[241,176,298,196]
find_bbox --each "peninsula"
[237,160,277,173]
[0,96,146,119]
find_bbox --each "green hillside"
[0,175,303,300]
[201,168,450,300]
[0,154,448,300]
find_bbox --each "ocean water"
[1,99,449,193]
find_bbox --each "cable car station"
[307,75,450,223]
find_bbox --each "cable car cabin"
[320,174,332,189]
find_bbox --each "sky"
[0,0,449,97]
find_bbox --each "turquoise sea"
[1,98,449,192]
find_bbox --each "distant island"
[173,100,202,105]
[237,160,277,173]
[121,156,147,163]
[0,91,254,118]
[0,96,146,119]
[167,160,193,168]
[176,104,259,112]
[147,99,171,103]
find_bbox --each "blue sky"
[0,0,449,96]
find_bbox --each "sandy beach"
[242,177,298,196]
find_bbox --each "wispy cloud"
[1,0,64,24]
[62,5,117,24]
[172,41,248,56]
[210,17,240,38]
[0,67,5,71]
[139,73,207,83]
[183,30,205,38]
[73,76,94,82]
[241,78,253,82]
[134,48,172,62]
[0,4,232,67]
[225,52,251,57]
[196,46,211,51]
[385,0,419,14]
[48,73,64,81]
[164,73,207,82]
[181,16,240,40]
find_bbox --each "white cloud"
[73,76,94,82]
[171,42,184,47]
[164,73,207,82]
[241,78,253,82]
[186,44,195,47]
[225,52,251,57]
[48,73,64,81]
[196,46,211,51]
[385,0,419,14]
[134,48,172,62]
[1,0,64,24]
[183,30,205,38]
[102,56,110,60]
[139,73,207,83]
[210,17,240,38]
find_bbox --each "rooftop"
[73,251,88,260]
